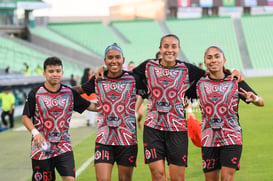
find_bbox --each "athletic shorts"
[94,143,137,167]
[32,151,75,181]
[143,125,188,166]
[202,145,242,173]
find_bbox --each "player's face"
[204,47,226,73]
[43,65,63,85]
[104,49,124,77]
[159,36,180,67]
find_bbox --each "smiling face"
[204,47,226,74]
[159,35,180,67]
[43,65,63,86]
[104,49,124,78]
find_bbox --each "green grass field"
[0,76,272,181]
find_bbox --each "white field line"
[76,155,95,177]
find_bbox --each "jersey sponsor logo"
[202,159,206,169]
[128,156,134,163]
[182,155,187,162]
[231,157,237,164]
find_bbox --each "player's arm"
[185,101,196,119]
[87,102,97,112]
[94,65,105,79]
[239,88,264,106]
[72,85,85,94]
[229,69,244,82]
[22,115,45,147]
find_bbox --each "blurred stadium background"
[1,0,273,107]
[1,0,273,180]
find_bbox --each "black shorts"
[94,143,137,167]
[202,145,242,173]
[143,125,188,166]
[32,151,75,181]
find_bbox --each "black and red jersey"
[82,71,142,145]
[196,75,256,147]
[133,59,205,131]
[23,84,90,160]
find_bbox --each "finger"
[240,88,247,94]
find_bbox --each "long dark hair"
[81,68,90,84]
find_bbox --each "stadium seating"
[0,35,83,77]
[241,15,273,69]
[2,15,273,76]
[48,21,122,57]
[48,20,162,65]
[165,17,244,70]
[111,20,163,64]
[31,27,93,55]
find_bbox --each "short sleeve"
[238,81,257,103]
[81,75,96,96]
[71,88,91,113]
[22,87,39,118]
[184,62,205,99]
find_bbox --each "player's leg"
[144,126,166,181]
[118,165,134,181]
[168,164,186,181]
[148,160,166,181]
[94,143,115,181]
[116,144,137,181]
[221,167,236,181]
[95,163,113,181]
[204,170,220,181]
[220,145,242,181]
[166,131,188,181]
[202,147,221,181]
[32,158,55,181]
[61,176,75,181]
[54,151,75,181]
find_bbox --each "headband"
[104,44,123,57]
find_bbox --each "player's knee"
[119,175,132,181]
[151,170,165,180]
[221,169,236,181]
[61,176,75,181]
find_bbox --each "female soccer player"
[74,43,144,181]
[95,35,242,181]
[194,46,264,181]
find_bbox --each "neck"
[209,71,225,79]
[107,71,122,78]
[160,60,176,67]
[44,82,60,92]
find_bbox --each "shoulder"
[29,84,44,95]
[61,84,75,93]
[140,59,158,67]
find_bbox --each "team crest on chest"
[52,99,58,106]
[110,83,117,90]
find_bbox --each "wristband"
[31,128,40,137]
[253,96,260,103]
[187,108,193,113]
